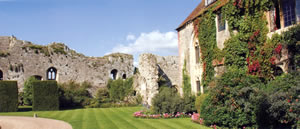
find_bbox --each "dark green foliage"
[89,77,140,108]
[152,87,183,114]
[182,95,196,113]
[0,81,18,112]
[197,8,217,87]
[200,69,264,128]
[32,81,59,111]
[195,93,208,114]
[224,35,248,68]
[262,72,300,128]
[58,81,92,108]
[89,88,110,108]
[281,25,300,70]
[182,60,191,96]
[201,70,300,128]
[107,77,134,102]
[23,77,37,105]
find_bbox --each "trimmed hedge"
[32,80,59,111]
[0,81,18,112]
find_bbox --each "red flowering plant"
[247,59,261,75]
[191,113,204,125]
[274,44,282,54]
[133,111,190,119]
[269,56,276,65]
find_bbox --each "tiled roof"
[176,1,205,31]
[176,0,229,31]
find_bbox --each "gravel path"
[0,116,72,129]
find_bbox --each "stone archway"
[47,67,57,80]
[110,69,118,80]
[0,69,3,80]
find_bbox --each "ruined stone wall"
[134,53,179,105]
[0,36,134,94]
[178,23,194,94]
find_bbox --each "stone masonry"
[133,53,180,105]
[0,36,134,94]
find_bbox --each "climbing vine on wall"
[222,0,273,78]
[182,60,191,96]
[196,6,217,87]
[196,0,300,85]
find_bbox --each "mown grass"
[0,107,209,129]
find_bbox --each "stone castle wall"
[0,36,134,94]
[133,53,180,105]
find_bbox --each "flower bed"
[133,111,191,119]
[191,113,218,129]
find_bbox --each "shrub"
[107,77,134,102]
[195,93,208,114]
[58,81,92,108]
[151,87,183,114]
[182,95,196,113]
[0,81,18,112]
[23,77,37,105]
[262,72,300,128]
[32,80,59,111]
[88,88,110,108]
[200,68,264,128]
[266,86,300,128]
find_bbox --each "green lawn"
[0,107,209,129]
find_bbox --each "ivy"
[182,60,191,96]
[196,6,217,87]
[195,0,300,86]
[221,0,273,78]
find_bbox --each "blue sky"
[0,0,200,64]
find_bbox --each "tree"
[23,76,37,105]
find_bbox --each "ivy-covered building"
[176,0,300,95]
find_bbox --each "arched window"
[0,70,3,80]
[47,67,57,80]
[122,74,127,79]
[110,69,118,80]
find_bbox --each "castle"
[0,36,134,94]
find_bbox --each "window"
[282,0,296,27]
[217,12,226,31]
[47,67,57,80]
[110,69,118,80]
[195,45,200,64]
[122,74,127,79]
[196,81,201,93]
[205,0,216,6]
[0,70,3,80]
[269,2,281,31]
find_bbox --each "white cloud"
[110,30,178,56]
[126,34,136,41]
